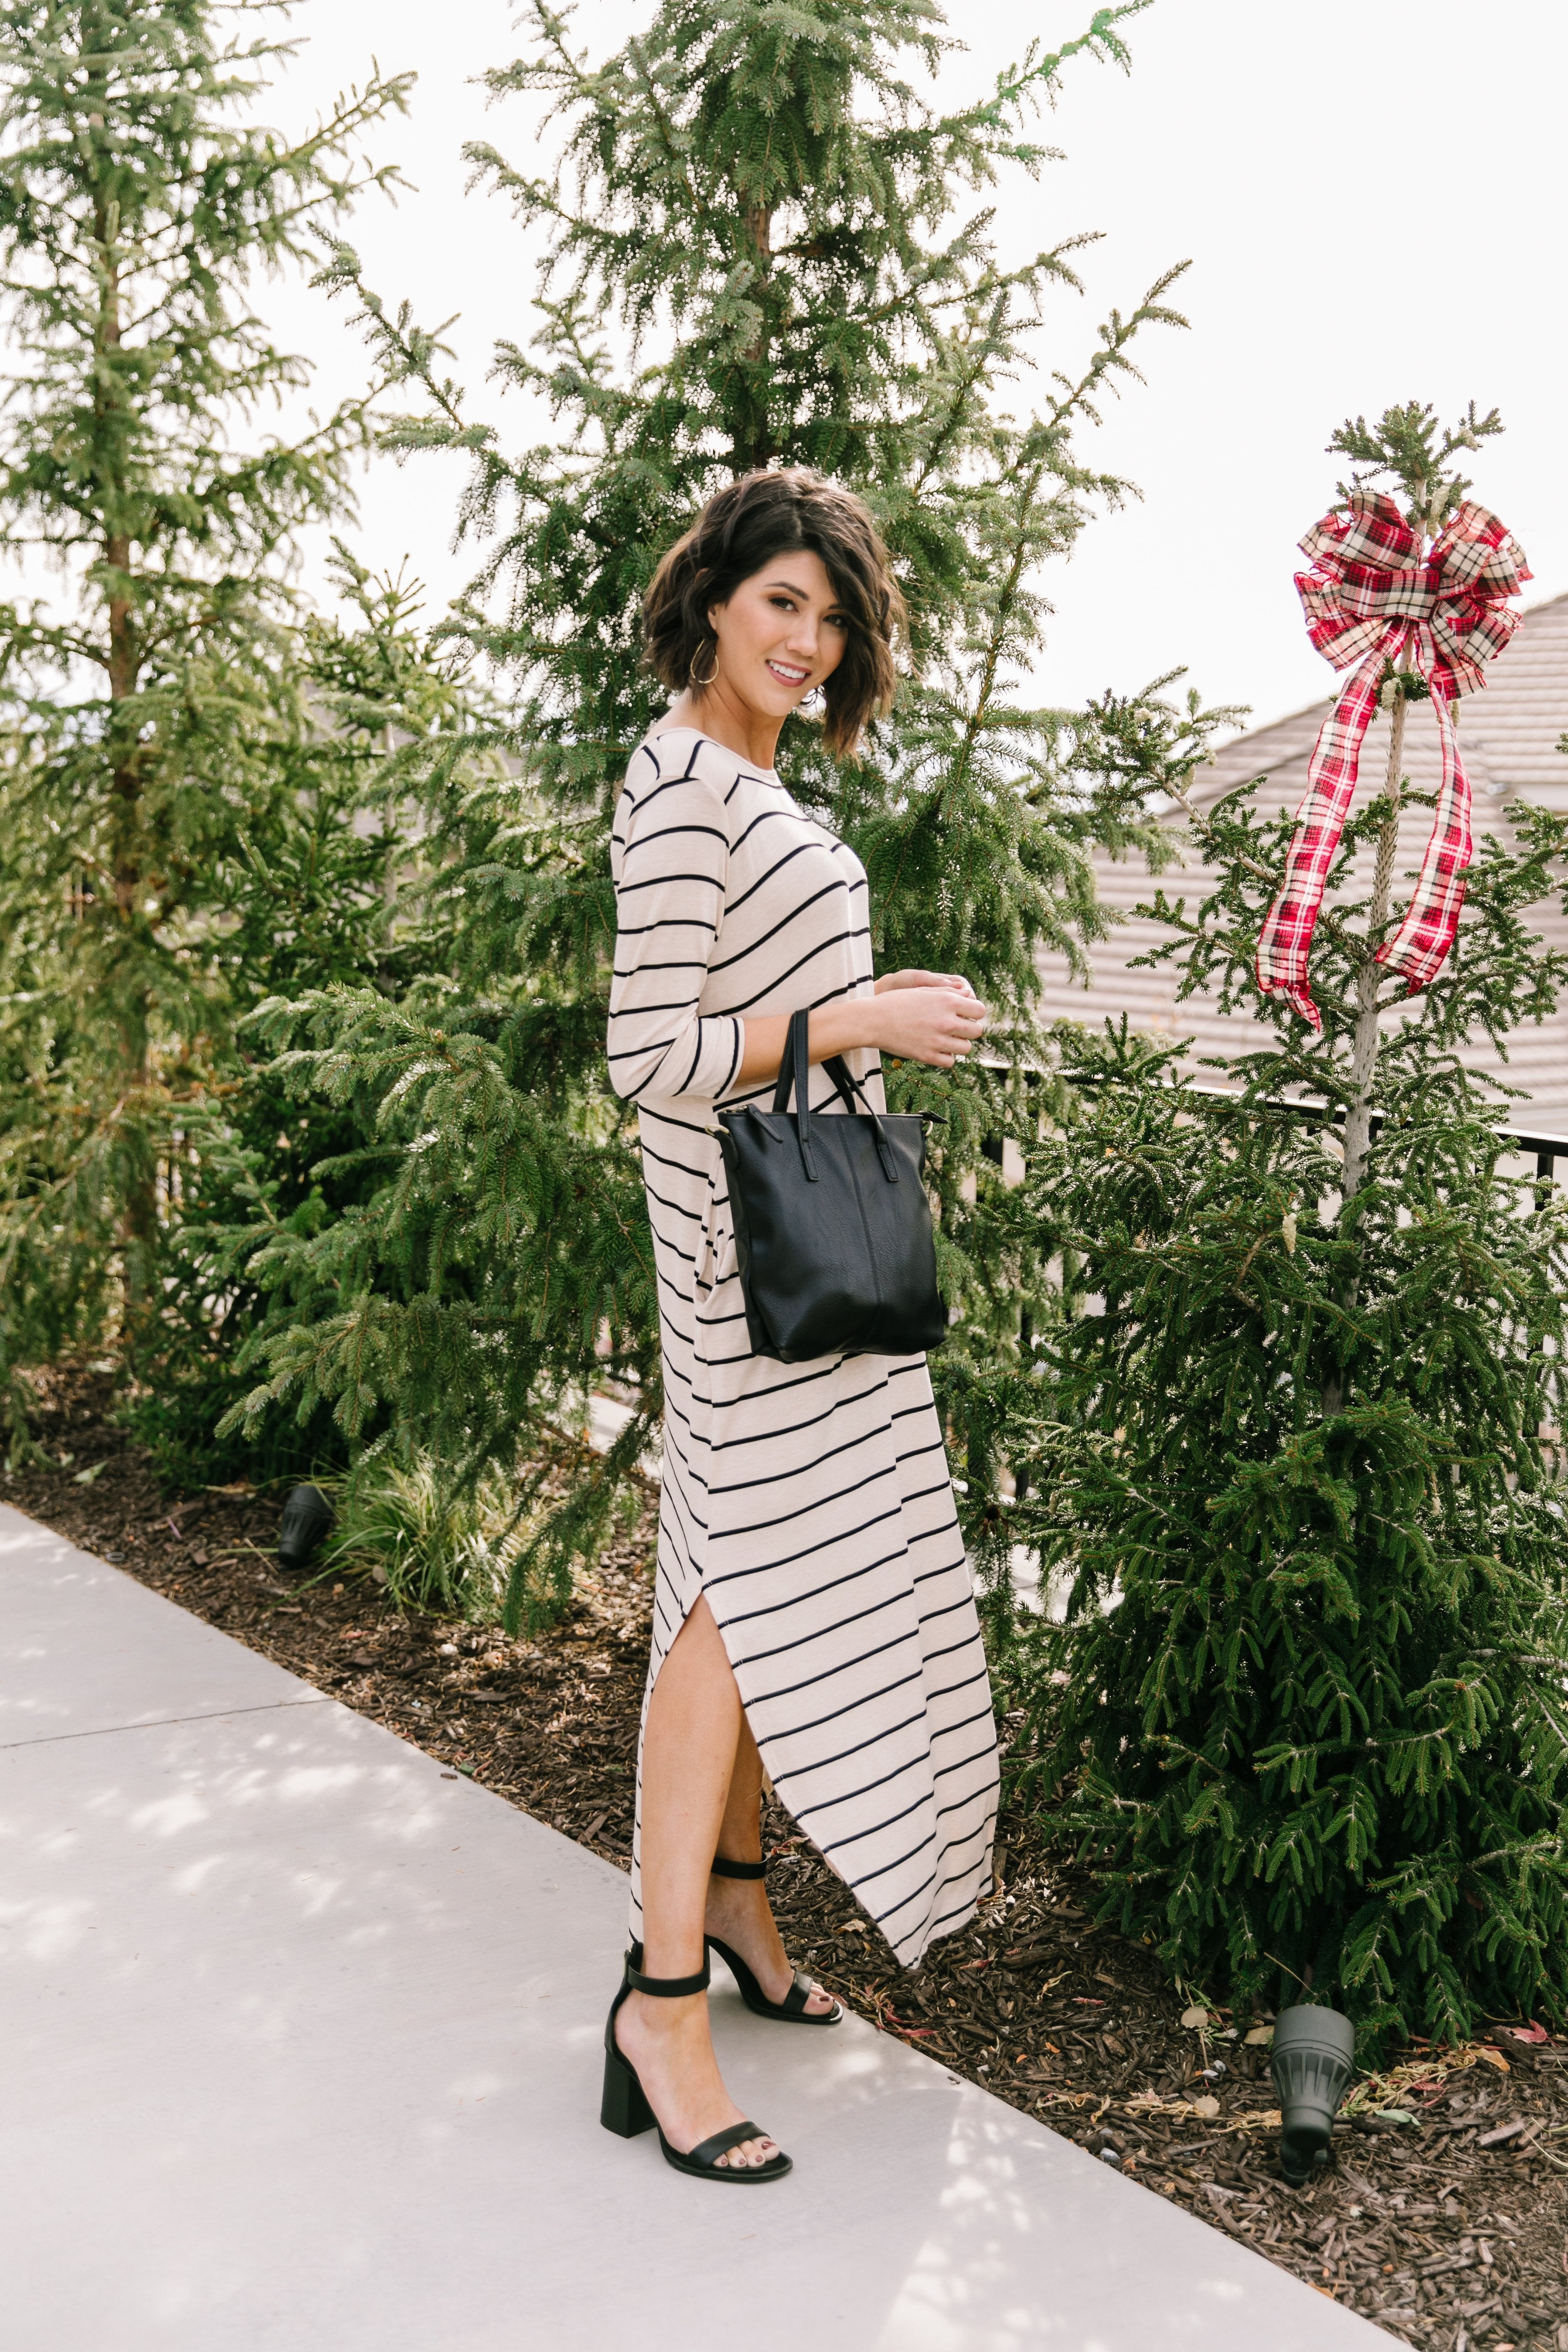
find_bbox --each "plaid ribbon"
[1255,492,1530,1029]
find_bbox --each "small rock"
[1243,2025,1274,2047]
[1180,2005,1209,2030]
[1192,2095,1220,2119]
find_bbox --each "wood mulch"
[9,1367,1568,2351]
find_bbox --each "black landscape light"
[277,1483,334,1576]
[1270,2004,1356,2184]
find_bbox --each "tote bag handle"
[770,1008,898,1184]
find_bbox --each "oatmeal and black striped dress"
[608,726,998,1970]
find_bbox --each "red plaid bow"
[1255,492,1530,1029]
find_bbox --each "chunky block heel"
[707,1854,844,2026]
[600,2035,656,2137]
[600,1946,792,2183]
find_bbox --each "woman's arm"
[734,981,987,1088]
[607,768,743,1104]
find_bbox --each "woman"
[602,468,1000,2182]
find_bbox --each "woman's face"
[707,548,848,720]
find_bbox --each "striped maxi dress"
[607,725,999,1970]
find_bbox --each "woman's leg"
[616,1594,778,2169]
[704,1712,836,2015]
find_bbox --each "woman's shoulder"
[632,724,778,799]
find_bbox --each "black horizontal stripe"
[746,1621,921,1711]
[713,1461,898,1546]
[621,818,728,858]
[802,1741,931,1821]
[613,915,718,939]
[723,834,819,913]
[929,1701,1000,1763]
[850,1826,935,1894]
[614,867,725,897]
[819,1782,931,1859]
[718,1546,906,1632]
[706,1500,904,1582]
[709,1417,885,1498]
[768,1704,928,1793]
[758,1662,924,1751]
[709,1369,890,1451]
[723,929,874,1017]
[707,878,849,975]
[729,1584,908,1672]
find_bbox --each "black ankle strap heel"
[600,1946,792,2184]
[710,1854,768,1880]
[627,1952,711,1997]
[707,1856,844,2027]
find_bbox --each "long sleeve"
[608,748,744,1105]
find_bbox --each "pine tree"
[224,0,1236,1623]
[122,550,500,1487]
[0,0,410,1443]
[998,407,1568,2045]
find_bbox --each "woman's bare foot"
[704,1870,839,2016]
[614,1990,780,2170]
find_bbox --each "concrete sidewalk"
[1,1503,1384,2351]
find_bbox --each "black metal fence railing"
[1170,1086,1568,1184]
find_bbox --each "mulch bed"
[9,1367,1568,2350]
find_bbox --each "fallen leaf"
[1180,2005,1209,2030]
[1508,2022,1549,2044]
[1477,2046,1512,2072]
[1243,2025,1274,2046]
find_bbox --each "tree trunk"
[1321,682,1408,1415]
[94,187,155,1303]
[734,202,774,473]
[1338,686,1407,1206]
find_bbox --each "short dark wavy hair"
[642,468,904,758]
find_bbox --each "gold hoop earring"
[688,640,719,689]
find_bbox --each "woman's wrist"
[812,998,884,1060]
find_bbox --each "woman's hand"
[871,983,987,1069]
[733,976,987,1087]
[874,967,976,999]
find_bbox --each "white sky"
[83,2,1568,736]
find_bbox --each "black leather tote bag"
[716,1008,946,1364]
